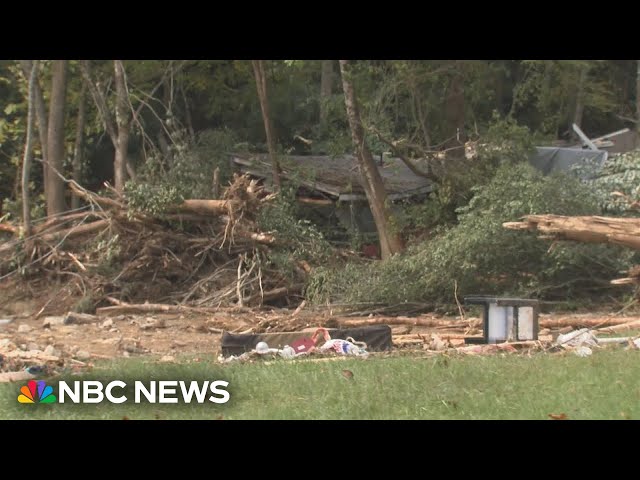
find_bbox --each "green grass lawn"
[1,350,639,420]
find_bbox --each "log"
[339,314,637,330]
[176,199,235,216]
[339,316,479,328]
[247,285,303,305]
[0,223,19,234]
[69,182,126,210]
[96,302,219,316]
[538,316,640,329]
[33,211,104,234]
[297,197,333,206]
[504,215,640,250]
[40,219,110,242]
[595,319,640,334]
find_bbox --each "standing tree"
[46,60,68,215]
[113,60,130,192]
[80,60,133,193]
[444,61,466,154]
[251,60,281,190]
[319,60,334,130]
[636,60,640,127]
[572,64,588,135]
[19,61,49,202]
[21,61,37,236]
[339,60,405,260]
[71,83,86,209]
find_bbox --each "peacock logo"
[18,380,57,404]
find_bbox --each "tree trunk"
[636,60,640,127]
[339,60,405,260]
[180,81,195,140]
[20,61,49,202]
[572,65,588,138]
[251,60,281,190]
[21,61,38,236]
[46,60,68,216]
[503,214,640,250]
[71,84,86,210]
[444,63,466,154]
[114,60,130,192]
[319,60,334,129]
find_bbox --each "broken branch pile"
[0,175,305,309]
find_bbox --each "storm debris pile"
[0,175,308,310]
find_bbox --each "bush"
[575,149,640,214]
[392,115,538,238]
[257,192,332,269]
[307,162,633,309]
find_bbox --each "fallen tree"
[504,214,640,285]
[503,215,640,250]
[0,174,314,310]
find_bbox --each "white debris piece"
[574,346,593,357]
[556,328,598,348]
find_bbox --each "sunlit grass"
[1,350,638,420]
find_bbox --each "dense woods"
[1,60,639,313]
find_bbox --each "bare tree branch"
[80,60,118,148]
[370,127,439,181]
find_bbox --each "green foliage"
[1,195,46,223]
[124,182,184,216]
[72,294,96,314]
[308,162,632,308]
[257,193,332,267]
[576,150,640,214]
[90,234,122,275]
[125,128,239,215]
[512,60,619,136]
[393,115,537,236]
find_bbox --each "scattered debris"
[556,328,598,348]
[341,369,354,380]
[0,370,35,383]
[0,175,305,312]
[75,350,91,361]
[42,316,65,328]
[64,312,99,325]
[139,318,167,330]
[548,413,568,420]
[43,345,60,357]
[574,346,593,357]
[101,319,114,329]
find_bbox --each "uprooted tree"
[504,214,640,285]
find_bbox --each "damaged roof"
[231,153,434,201]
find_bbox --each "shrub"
[257,192,332,267]
[307,162,633,309]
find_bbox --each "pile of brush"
[0,174,306,311]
